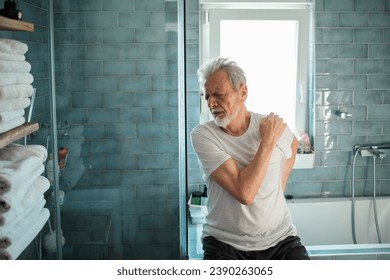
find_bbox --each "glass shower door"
[50,0,182,260]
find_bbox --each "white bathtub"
[287,197,390,258]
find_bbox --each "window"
[199,0,315,143]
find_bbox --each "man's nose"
[208,96,217,109]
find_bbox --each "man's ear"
[240,84,248,101]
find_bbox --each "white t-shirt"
[191,111,297,251]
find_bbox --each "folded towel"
[0,156,44,196]
[0,97,30,112]
[0,73,33,86]
[0,39,28,55]
[0,51,25,62]
[0,175,49,229]
[0,236,11,248]
[0,163,45,211]
[0,84,33,99]
[0,193,46,237]
[0,143,48,163]
[0,60,31,73]
[0,116,25,134]
[0,162,44,206]
[0,109,24,124]
[0,204,49,260]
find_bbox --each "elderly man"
[191,57,309,260]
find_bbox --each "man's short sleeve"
[276,126,294,159]
[190,126,231,180]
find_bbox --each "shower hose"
[351,147,382,244]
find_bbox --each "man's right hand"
[260,112,286,148]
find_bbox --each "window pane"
[220,20,298,132]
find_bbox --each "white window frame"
[199,0,315,143]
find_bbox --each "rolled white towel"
[0,157,44,196]
[0,163,45,215]
[0,73,34,86]
[0,199,47,240]
[0,144,48,163]
[0,109,24,124]
[0,236,11,248]
[0,60,31,73]
[0,51,25,62]
[0,197,46,238]
[0,204,49,260]
[0,176,49,230]
[0,84,34,99]
[0,39,28,55]
[0,97,30,112]
[0,116,25,134]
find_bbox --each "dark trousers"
[203,235,310,260]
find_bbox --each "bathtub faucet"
[368,149,387,159]
[358,147,387,159]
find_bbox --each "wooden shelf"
[0,122,39,149]
[0,15,34,32]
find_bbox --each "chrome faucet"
[369,149,387,159]
[359,148,387,159]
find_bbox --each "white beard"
[214,115,232,128]
[213,108,239,128]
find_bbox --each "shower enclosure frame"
[178,0,189,260]
[47,0,63,260]
[46,0,190,260]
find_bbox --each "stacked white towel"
[0,38,34,134]
[0,143,47,195]
[0,144,50,260]
[0,200,49,260]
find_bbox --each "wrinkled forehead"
[204,70,231,90]
[206,73,247,101]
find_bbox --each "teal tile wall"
[194,0,390,200]
[188,0,390,200]
[299,0,390,198]
[53,0,180,259]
